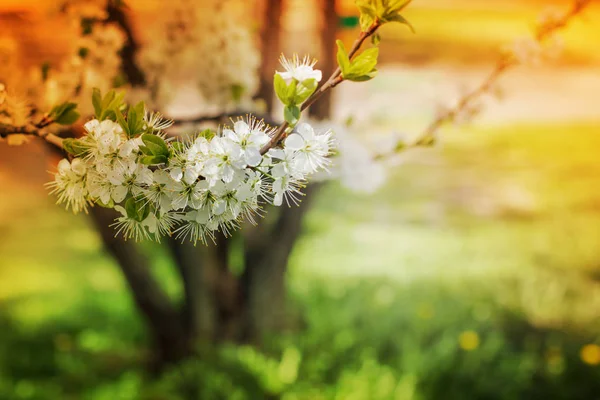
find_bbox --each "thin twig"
[379,0,592,158]
[0,121,64,149]
[259,21,381,155]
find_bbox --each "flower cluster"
[48,97,334,243]
[137,0,260,111]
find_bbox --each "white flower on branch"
[46,158,91,213]
[277,54,323,84]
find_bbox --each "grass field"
[2,121,600,398]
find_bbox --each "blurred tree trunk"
[168,239,216,341]
[106,3,146,86]
[242,184,323,340]
[310,0,337,120]
[89,207,189,368]
[77,0,335,369]
[255,0,284,114]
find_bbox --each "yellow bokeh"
[580,344,600,366]
[459,331,480,351]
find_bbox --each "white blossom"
[277,54,323,84]
[46,158,90,213]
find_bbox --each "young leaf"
[127,101,145,137]
[284,105,301,126]
[359,13,375,32]
[115,109,130,137]
[141,134,170,157]
[336,40,351,77]
[348,47,379,78]
[385,13,415,32]
[371,33,381,46]
[49,102,79,125]
[385,0,412,14]
[124,196,149,222]
[355,0,377,31]
[92,88,102,118]
[198,129,216,141]
[294,79,318,104]
[55,108,80,125]
[62,138,88,156]
[139,155,168,165]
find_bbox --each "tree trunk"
[106,3,146,86]
[243,184,323,340]
[90,207,188,368]
[255,0,284,113]
[168,239,216,342]
[309,0,338,120]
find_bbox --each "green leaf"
[348,69,378,82]
[385,0,412,14]
[62,138,88,156]
[139,155,168,165]
[124,196,150,222]
[115,109,130,136]
[127,101,145,137]
[347,47,379,78]
[56,109,80,125]
[198,129,216,141]
[355,0,377,31]
[141,134,170,157]
[385,13,415,32]
[99,90,125,121]
[359,11,375,31]
[92,88,102,118]
[336,40,351,77]
[96,198,115,208]
[371,33,381,46]
[274,73,298,106]
[354,0,376,16]
[49,102,79,125]
[284,105,301,126]
[294,79,318,104]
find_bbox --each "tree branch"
[0,122,64,149]
[260,21,382,155]
[378,0,593,157]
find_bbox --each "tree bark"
[255,0,284,114]
[168,238,216,342]
[243,184,323,340]
[309,0,338,120]
[90,207,188,368]
[106,2,146,86]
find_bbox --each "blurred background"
[1,0,600,399]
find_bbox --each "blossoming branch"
[0,0,414,244]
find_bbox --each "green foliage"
[139,134,170,165]
[92,88,126,122]
[274,74,299,107]
[274,74,318,107]
[124,196,150,223]
[4,123,600,398]
[49,102,80,126]
[354,0,414,32]
[336,40,379,82]
[116,101,145,138]
[198,128,216,141]
[62,138,88,157]
[294,79,318,104]
[284,105,301,126]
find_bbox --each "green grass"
[1,122,600,398]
